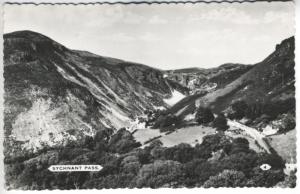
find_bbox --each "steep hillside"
[207,37,295,112]
[166,37,295,118]
[3,30,184,156]
[165,63,252,94]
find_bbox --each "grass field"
[133,124,296,159]
[138,120,268,152]
[266,129,296,163]
[133,128,163,145]
[160,125,216,147]
[133,125,216,148]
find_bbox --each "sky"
[4,1,295,70]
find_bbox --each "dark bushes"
[229,98,295,122]
[108,128,141,154]
[195,107,214,124]
[212,113,229,132]
[6,130,287,189]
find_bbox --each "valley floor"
[133,118,296,164]
[133,125,215,148]
[266,129,296,163]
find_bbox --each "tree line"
[5,126,294,189]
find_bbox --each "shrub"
[93,128,114,152]
[256,152,285,170]
[121,155,141,175]
[279,113,295,133]
[83,173,136,189]
[163,143,195,163]
[157,114,180,132]
[212,113,229,132]
[135,160,184,188]
[184,159,220,186]
[230,138,250,154]
[136,148,152,165]
[276,170,296,188]
[203,170,247,188]
[194,134,231,159]
[195,107,214,124]
[248,167,285,187]
[230,100,248,120]
[108,128,141,154]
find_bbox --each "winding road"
[227,119,271,153]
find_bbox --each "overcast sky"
[4,1,295,70]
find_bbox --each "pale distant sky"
[4,1,295,70]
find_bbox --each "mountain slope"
[3,30,184,155]
[207,36,295,112]
[167,37,295,118]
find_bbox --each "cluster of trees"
[279,113,296,133]
[229,99,295,120]
[150,105,230,133]
[5,127,291,189]
[150,111,181,132]
[155,114,181,132]
[195,107,214,124]
[195,107,229,132]
[228,99,295,132]
[152,106,230,133]
[142,109,170,128]
[141,109,181,131]
[142,109,163,127]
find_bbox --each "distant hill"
[163,36,295,118]
[165,67,205,74]
[164,63,252,93]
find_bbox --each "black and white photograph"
[1,0,297,189]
